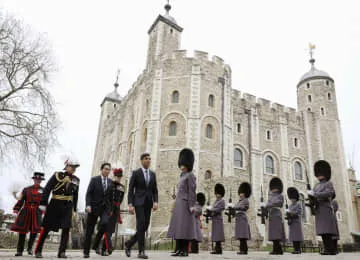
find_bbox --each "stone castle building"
[92,2,358,245]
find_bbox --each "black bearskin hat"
[287,187,300,201]
[196,193,206,207]
[214,183,225,197]
[314,160,331,181]
[238,182,252,198]
[269,177,283,193]
[178,148,195,172]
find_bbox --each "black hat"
[287,187,299,201]
[32,172,45,180]
[314,160,331,181]
[238,182,252,198]
[113,168,123,177]
[196,193,206,207]
[178,148,195,172]
[269,177,283,193]
[214,183,225,197]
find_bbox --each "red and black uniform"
[11,185,44,254]
[101,181,125,254]
[34,171,80,257]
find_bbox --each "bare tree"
[0,12,59,169]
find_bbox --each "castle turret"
[297,45,355,241]
[91,72,122,176]
[146,1,183,70]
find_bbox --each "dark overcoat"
[265,191,285,241]
[312,180,337,235]
[209,198,225,242]
[167,172,197,240]
[234,198,251,240]
[11,185,44,234]
[194,202,203,242]
[287,201,304,242]
[331,200,340,240]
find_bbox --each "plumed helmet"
[238,182,252,198]
[63,155,80,169]
[269,177,283,193]
[214,183,225,197]
[314,160,331,181]
[32,172,45,180]
[196,192,206,207]
[178,148,195,172]
[113,168,123,177]
[287,187,300,201]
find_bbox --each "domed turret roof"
[105,87,121,101]
[298,58,333,87]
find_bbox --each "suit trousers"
[83,210,110,254]
[239,239,248,253]
[127,204,152,251]
[17,233,37,253]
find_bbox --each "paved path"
[0,251,358,259]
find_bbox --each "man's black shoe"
[57,252,67,258]
[171,251,181,256]
[138,251,149,259]
[125,242,131,257]
[27,249,33,255]
[14,252,22,257]
[35,252,43,258]
[83,254,90,258]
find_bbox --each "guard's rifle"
[203,191,211,224]
[224,188,235,223]
[257,185,267,224]
[304,168,318,215]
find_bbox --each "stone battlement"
[232,89,300,120]
[161,49,226,67]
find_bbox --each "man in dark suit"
[125,153,158,259]
[83,163,113,258]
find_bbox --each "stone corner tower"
[296,45,355,241]
[146,2,183,70]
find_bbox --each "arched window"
[321,107,325,116]
[299,194,307,222]
[206,124,213,138]
[308,95,312,103]
[307,83,310,88]
[237,123,241,133]
[172,91,179,103]
[328,93,332,101]
[208,95,214,107]
[234,149,243,168]
[265,155,274,174]
[307,108,311,112]
[205,170,212,180]
[294,138,299,148]
[294,161,303,180]
[169,121,177,136]
[266,130,271,140]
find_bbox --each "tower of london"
[91,3,358,245]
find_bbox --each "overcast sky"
[0,0,359,212]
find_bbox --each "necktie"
[103,177,107,191]
[145,169,149,186]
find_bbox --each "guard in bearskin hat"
[206,183,225,254]
[11,172,45,256]
[263,177,285,255]
[34,157,80,258]
[167,148,197,257]
[307,160,337,255]
[233,182,251,255]
[331,193,339,255]
[190,192,206,254]
[100,168,125,256]
[286,187,304,254]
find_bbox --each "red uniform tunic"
[11,185,44,234]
